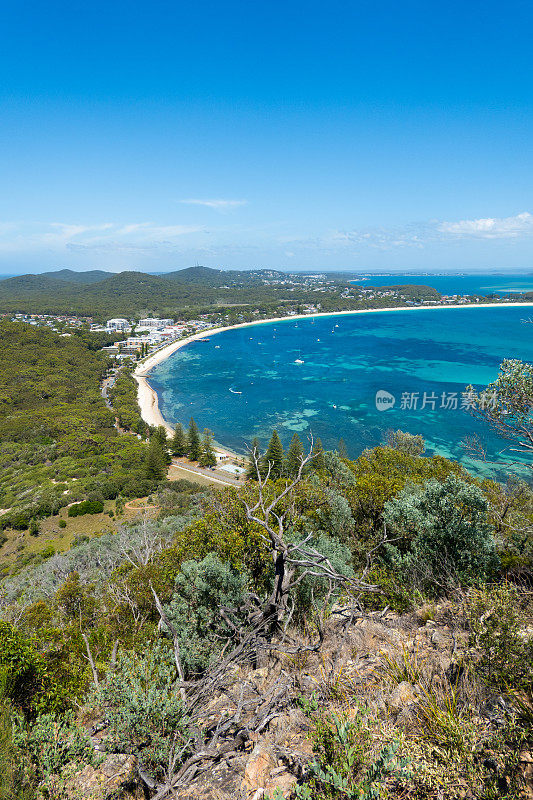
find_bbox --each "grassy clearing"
[0,500,147,574]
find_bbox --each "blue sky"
[1,0,533,274]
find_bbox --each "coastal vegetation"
[0,266,462,322]
[0,318,531,799]
[0,321,161,546]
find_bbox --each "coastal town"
[1,276,528,362]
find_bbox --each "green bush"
[164,553,249,675]
[67,499,104,517]
[92,644,190,782]
[463,584,533,692]
[13,710,100,792]
[0,692,16,800]
[293,699,411,799]
[0,622,62,717]
[58,519,67,529]
[384,475,498,591]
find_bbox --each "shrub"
[463,584,533,692]
[58,519,67,529]
[67,499,104,517]
[164,553,249,675]
[383,430,425,456]
[92,644,191,783]
[0,622,61,717]
[384,475,498,591]
[294,699,411,799]
[0,690,16,800]
[13,710,100,790]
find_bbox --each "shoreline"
[133,301,533,455]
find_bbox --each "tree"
[264,429,284,479]
[170,423,187,457]
[187,418,201,461]
[383,429,425,456]
[312,437,325,471]
[384,474,498,589]
[466,359,533,469]
[338,438,348,459]
[154,425,171,465]
[285,433,304,477]
[198,429,217,468]
[246,437,262,480]
[145,437,166,480]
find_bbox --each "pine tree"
[312,437,325,471]
[154,425,171,465]
[285,433,304,476]
[187,417,201,461]
[198,429,217,468]
[170,423,187,457]
[264,430,284,479]
[246,437,262,480]
[154,425,168,447]
[145,437,166,480]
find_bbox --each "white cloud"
[439,212,533,239]
[46,223,114,242]
[0,220,206,255]
[179,199,247,211]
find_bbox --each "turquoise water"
[149,307,533,477]
[350,272,533,296]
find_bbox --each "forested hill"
[0,321,152,534]
[0,267,442,320]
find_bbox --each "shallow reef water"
[149,306,533,477]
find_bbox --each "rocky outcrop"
[63,754,143,800]
[242,743,297,799]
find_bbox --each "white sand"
[133,301,533,451]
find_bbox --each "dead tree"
[144,440,381,798]
[241,442,379,639]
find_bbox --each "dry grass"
[0,500,121,569]
[380,643,426,687]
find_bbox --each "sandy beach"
[133,301,533,449]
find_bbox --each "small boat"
[215,345,220,349]
[198,337,210,342]
[229,388,243,394]
[294,358,304,364]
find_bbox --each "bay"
[149,306,533,477]
[349,272,533,296]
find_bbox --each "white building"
[138,318,173,329]
[106,318,129,331]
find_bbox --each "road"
[168,459,242,488]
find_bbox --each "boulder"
[519,751,533,800]
[242,744,277,794]
[242,744,297,799]
[388,681,418,711]
[63,753,142,800]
